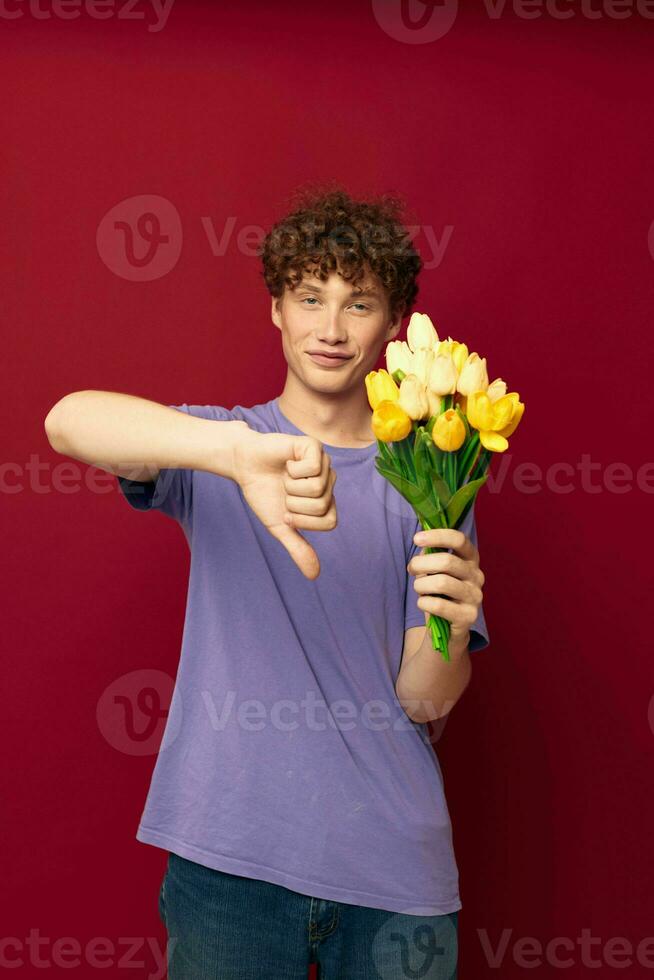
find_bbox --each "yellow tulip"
[497,395,525,438]
[428,354,458,396]
[457,352,489,396]
[437,338,469,374]
[433,409,466,452]
[467,390,525,452]
[487,377,507,403]
[371,400,413,442]
[410,348,434,386]
[365,369,400,411]
[398,374,430,421]
[407,312,439,353]
[385,340,413,378]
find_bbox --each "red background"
[4,2,654,977]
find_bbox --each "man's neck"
[276,382,376,449]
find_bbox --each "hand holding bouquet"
[365,313,525,662]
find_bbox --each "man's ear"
[271,295,283,330]
[385,306,404,342]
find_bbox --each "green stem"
[394,432,417,482]
[418,514,451,662]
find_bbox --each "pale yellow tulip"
[385,340,413,378]
[410,348,434,387]
[437,338,469,374]
[426,388,442,418]
[398,374,430,421]
[486,378,507,403]
[428,354,458,396]
[456,352,489,396]
[407,312,439,353]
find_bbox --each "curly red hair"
[259,181,423,319]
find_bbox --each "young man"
[44,187,488,979]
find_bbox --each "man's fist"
[230,427,337,580]
[406,527,484,648]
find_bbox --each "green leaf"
[384,441,409,482]
[394,434,417,482]
[455,404,471,440]
[445,475,488,526]
[374,460,444,529]
[414,429,432,495]
[376,439,395,467]
[456,431,480,483]
[418,430,451,509]
[425,430,443,471]
[431,473,452,510]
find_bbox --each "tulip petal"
[479,429,509,452]
[467,391,495,431]
[497,399,525,438]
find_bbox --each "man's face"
[271,266,403,394]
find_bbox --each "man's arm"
[44,389,246,482]
[395,526,484,723]
[396,623,472,724]
[44,389,339,581]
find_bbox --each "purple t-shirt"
[116,395,489,915]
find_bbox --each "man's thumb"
[270,522,321,580]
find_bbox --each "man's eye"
[301,297,318,306]
[352,303,369,311]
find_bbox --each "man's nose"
[316,312,348,343]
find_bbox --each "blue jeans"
[158,851,458,979]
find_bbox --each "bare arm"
[43,389,246,483]
[396,527,484,722]
[44,389,340,580]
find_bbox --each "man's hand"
[407,527,484,651]
[230,427,337,581]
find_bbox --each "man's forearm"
[44,390,246,482]
[395,627,471,723]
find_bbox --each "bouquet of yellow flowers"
[365,312,525,662]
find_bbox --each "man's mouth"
[306,350,353,360]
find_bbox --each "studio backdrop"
[3,2,653,978]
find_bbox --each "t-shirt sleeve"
[403,503,490,653]
[115,403,233,527]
